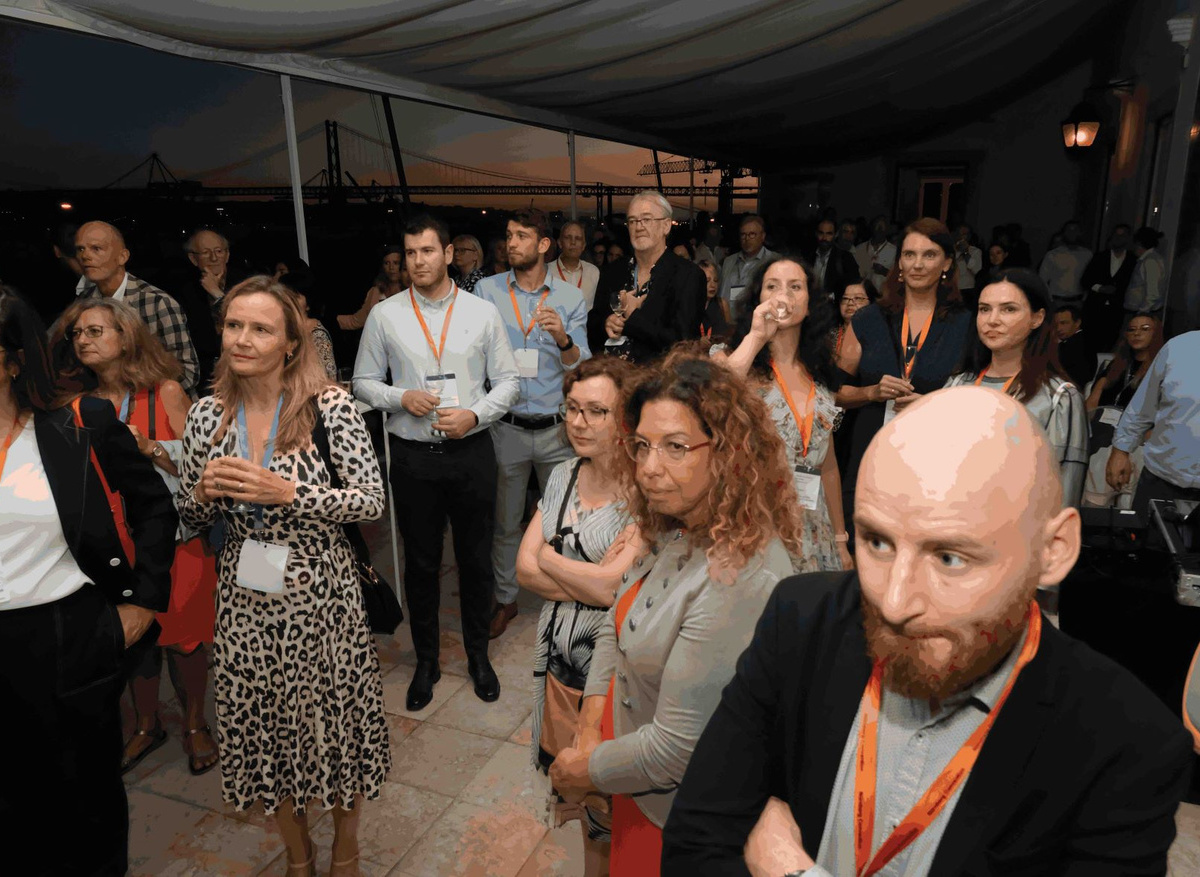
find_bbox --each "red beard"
[861,587,1033,701]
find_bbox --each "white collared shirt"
[553,258,600,310]
[76,270,130,300]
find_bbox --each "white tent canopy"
[1,0,1114,167]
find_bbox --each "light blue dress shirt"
[1112,330,1200,489]
[352,284,519,442]
[472,269,590,417]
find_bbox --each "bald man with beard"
[663,387,1193,877]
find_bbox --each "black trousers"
[0,585,128,876]
[390,431,497,663]
[1133,466,1200,516]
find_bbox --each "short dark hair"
[1134,226,1164,250]
[404,214,451,249]
[1053,303,1083,321]
[510,208,551,241]
[0,286,59,412]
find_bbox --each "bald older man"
[663,387,1192,876]
[75,221,199,395]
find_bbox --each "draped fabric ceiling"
[1,0,1116,169]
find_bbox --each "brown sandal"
[183,725,219,776]
[121,725,168,775]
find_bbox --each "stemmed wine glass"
[605,290,629,348]
[425,375,445,410]
[533,302,550,344]
[230,420,255,514]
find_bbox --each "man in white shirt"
[552,220,600,311]
[694,223,727,268]
[853,216,897,293]
[953,223,984,301]
[354,214,520,712]
[1038,220,1093,306]
[719,214,775,308]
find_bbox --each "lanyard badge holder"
[234,396,289,594]
[411,286,462,440]
[510,277,551,379]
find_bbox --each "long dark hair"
[878,217,963,319]
[960,267,1062,401]
[727,254,836,387]
[1104,311,1164,386]
[0,286,60,412]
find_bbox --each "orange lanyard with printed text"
[770,361,816,458]
[409,285,458,366]
[974,368,1018,396]
[556,259,583,288]
[0,413,21,481]
[508,280,551,338]
[900,307,934,380]
[853,602,1042,877]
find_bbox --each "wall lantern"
[1062,102,1101,148]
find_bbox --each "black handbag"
[311,402,404,635]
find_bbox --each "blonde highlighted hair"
[210,275,332,453]
[52,298,182,392]
[620,350,804,579]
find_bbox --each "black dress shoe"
[467,655,500,702]
[406,661,441,711]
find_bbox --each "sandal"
[329,854,359,877]
[288,855,314,875]
[182,724,219,776]
[121,725,168,775]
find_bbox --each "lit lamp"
[1062,102,1101,148]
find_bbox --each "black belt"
[500,411,563,430]
[392,429,490,454]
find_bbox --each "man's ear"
[1038,506,1081,589]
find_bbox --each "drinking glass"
[605,290,629,348]
[230,421,255,514]
[425,375,445,412]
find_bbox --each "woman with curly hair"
[548,353,801,876]
[719,256,851,571]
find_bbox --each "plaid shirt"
[78,272,199,396]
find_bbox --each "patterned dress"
[177,386,390,815]
[761,381,844,572]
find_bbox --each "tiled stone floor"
[121,523,1200,875]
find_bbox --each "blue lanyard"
[236,395,284,529]
[118,392,131,423]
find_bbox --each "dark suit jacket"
[804,246,861,298]
[662,573,1193,876]
[587,251,707,363]
[1080,249,1136,301]
[1057,332,1097,391]
[170,267,250,393]
[34,399,177,612]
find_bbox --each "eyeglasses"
[625,216,670,229]
[560,402,611,424]
[191,248,227,259]
[842,296,870,306]
[625,437,712,463]
[68,325,118,340]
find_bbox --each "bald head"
[77,221,125,250]
[76,221,130,293]
[862,386,1062,535]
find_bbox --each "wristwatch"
[557,335,575,352]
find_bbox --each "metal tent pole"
[568,130,578,221]
[279,75,310,263]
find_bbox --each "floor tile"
[1170,802,1200,876]
[514,823,586,877]
[395,800,547,877]
[126,790,210,876]
[458,742,542,821]
[509,713,533,747]
[138,811,284,876]
[389,723,502,797]
[307,782,454,870]
[425,663,533,740]
[381,662,469,720]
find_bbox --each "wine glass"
[605,290,629,348]
[425,375,445,412]
[230,421,255,514]
[533,303,550,344]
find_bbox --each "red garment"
[600,577,663,876]
[124,387,216,651]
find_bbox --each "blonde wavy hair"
[210,275,332,453]
[620,350,804,580]
[52,298,182,392]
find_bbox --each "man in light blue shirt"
[473,209,590,637]
[1108,330,1200,512]
[354,214,519,712]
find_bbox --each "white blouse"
[0,420,90,609]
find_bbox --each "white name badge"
[729,285,746,303]
[514,348,540,379]
[794,465,822,511]
[1099,407,1123,427]
[236,538,289,594]
[426,372,461,409]
[882,398,897,425]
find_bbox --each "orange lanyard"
[508,279,552,338]
[556,259,583,288]
[836,325,846,357]
[853,602,1042,877]
[409,285,458,366]
[899,307,934,380]
[974,367,1018,396]
[0,413,21,482]
[770,361,816,458]
[614,574,646,641]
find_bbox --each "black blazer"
[33,399,177,612]
[1080,249,1136,301]
[804,246,861,299]
[662,573,1194,876]
[586,251,707,363]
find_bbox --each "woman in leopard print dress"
[177,276,388,876]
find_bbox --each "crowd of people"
[1,191,1198,876]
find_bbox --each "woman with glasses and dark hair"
[719,256,851,572]
[0,287,176,876]
[517,356,644,877]
[451,234,486,291]
[1086,311,1164,412]
[51,297,220,778]
[548,352,801,876]
[337,244,407,332]
[945,267,1089,507]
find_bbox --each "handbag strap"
[309,398,370,562]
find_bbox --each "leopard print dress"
[177,386,390,815]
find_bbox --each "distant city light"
[482,209,488,214]
[59,202,73,211]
